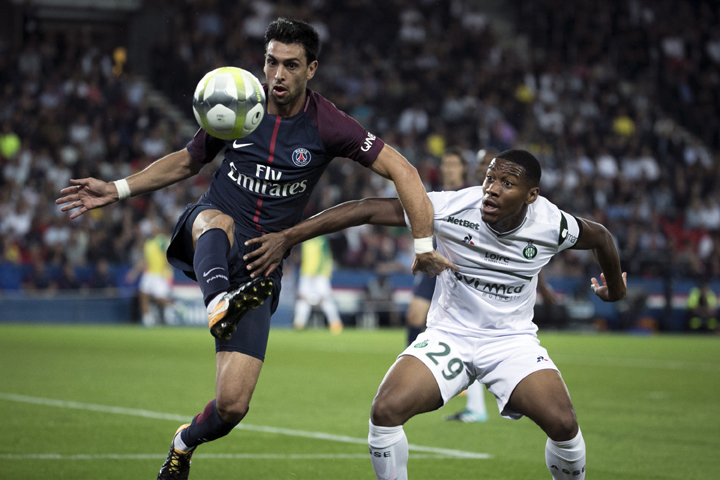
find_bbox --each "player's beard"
[270,85,299,106]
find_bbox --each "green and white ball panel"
[192,67,265,140]
[239,68,266,137]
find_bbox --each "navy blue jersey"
[186,87,385,237]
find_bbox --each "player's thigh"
[405,297,431,327]
[477,335,561,420]
[507,369,578,440]
[215,350,263,414]
[373,330,474,425]
[191,209,235,248]
[371,355,443,426]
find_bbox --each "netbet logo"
[445,216,480,230]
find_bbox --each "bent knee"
[193,211,235,246]
[545,410,578,441]
[371,395,407,427]
[204,215,234,239]
[215,397,249,424]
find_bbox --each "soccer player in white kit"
[244,149,627,480]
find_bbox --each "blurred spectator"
[23,259,56,292]
[89,259,116,290]
[57,262,82,290]
[125,221,174,326]
[0,123,21,159]
[1,0,719,296]
[364,274,399,327]
[293,236,343,334]
[686,281,718,332]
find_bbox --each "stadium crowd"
[0,0,718,292]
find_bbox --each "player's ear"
[525,186,539,205]
[306,60,318,80]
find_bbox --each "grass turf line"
[0,325,718,479]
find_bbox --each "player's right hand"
[56,178,119,220]
[591,272,627,302]
[412,250,458,277]
[243,232,289,278]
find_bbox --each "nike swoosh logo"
[233,141,253,149]
[203,267,223,277]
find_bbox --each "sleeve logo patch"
[361,132,377,152]
[292,148,312,167]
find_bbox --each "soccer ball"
[192,67,266,140]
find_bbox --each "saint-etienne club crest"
[292,148,311,167]
[523,241,538,259]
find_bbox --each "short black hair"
[264,18,321,64]
[495,149,541,188]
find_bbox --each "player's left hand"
[412,251,458,277]
[243,232,289,278]
[591,272,627,302]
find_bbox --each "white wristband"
[414,237,434,254]
[113,179,131,200]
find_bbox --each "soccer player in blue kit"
[56,18,452,480]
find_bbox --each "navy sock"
[181,399,241,448]
[194,229,231,307]
[407,326,423,346]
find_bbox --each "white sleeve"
[557,211,582,252]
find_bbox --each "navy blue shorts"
[412,273,436,301]
[167,201,283,360]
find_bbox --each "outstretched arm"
[244,198,456,278]
[369,146,433,237]
[56,148,204,219]
[370,145,438,275]
[573,217,627,302]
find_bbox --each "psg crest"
[292,148,312,167]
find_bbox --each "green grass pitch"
[1,325,719,479]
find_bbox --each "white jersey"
[405,187,581,337]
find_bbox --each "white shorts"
[400,327,559,420]
[139,273,172,300]
[297,274,333,306]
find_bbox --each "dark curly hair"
[264,18,321,64]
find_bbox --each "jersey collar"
[483,216,528,238]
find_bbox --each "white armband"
[113,179,131,200]
[414,237,434,254]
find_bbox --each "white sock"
[368,420,409,480]
[465,381,487,416]
[320,299,341,325]
[294,299,311,328]
[141,312,154,327]
[545,428,586,480]
[173,430,191,453]
[207,292,225,315]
